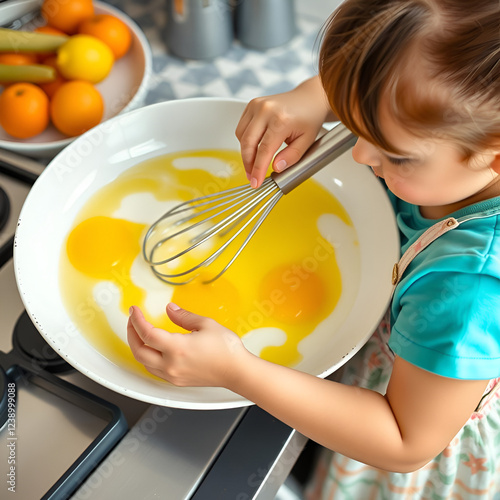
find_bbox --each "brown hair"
[319,0,500,157]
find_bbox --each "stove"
[0,148,307,500]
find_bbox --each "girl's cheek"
[384,172,421,204]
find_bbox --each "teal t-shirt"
[388,193,500,380]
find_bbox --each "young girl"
[128,0,500,497]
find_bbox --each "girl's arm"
[128,304,488,473]
[235,75,335,188]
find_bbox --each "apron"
[306,211,500,500]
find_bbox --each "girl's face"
[351,106,499,218]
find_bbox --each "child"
[128,0,500,497]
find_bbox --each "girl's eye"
[387,156,411,166]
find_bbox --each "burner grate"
[0,185,9,234]
[13,312,73,374]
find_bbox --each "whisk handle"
[271,123,357,195]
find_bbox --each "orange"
[34,25,67,36]
[41,0,94,35]
[50,80,104,136]
[38,55,67,98]
[0,83,50,139]
[0,53,38,65]
[78,14,132,59]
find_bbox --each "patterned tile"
[111,0,324,103]
[225,69,262,94]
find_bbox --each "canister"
[165,0,233,59]
[234,0,297,50]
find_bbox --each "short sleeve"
[389,271,500,380]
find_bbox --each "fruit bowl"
[0,0,152,158]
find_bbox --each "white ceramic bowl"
[14,98,400,409]
[0,0,152,158]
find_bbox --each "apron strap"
[391,207,500,292]
[391,217,458,287]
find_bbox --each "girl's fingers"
[128,306,169,351]
[166,302,211,332]
[236,99,291,185]
[234,105,251,139]
[235,105,260,178]
[127,314,164,367]
[271,131,320,174]
[249,128,287,187]
[238,123,267,179]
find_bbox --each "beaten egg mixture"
[60,150,357,377]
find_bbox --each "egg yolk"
[67,216,145,279]
[257,264,329,324]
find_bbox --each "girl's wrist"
[222,349,261,394]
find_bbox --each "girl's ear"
[491,153,500,174]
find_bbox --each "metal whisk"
[142,123,356,285]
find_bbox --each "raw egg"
[59,150,358,376]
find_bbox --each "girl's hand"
[235,76,334,188]
[127,304,249,387]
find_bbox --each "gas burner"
[12,311,73,374]
[0,185,9,233]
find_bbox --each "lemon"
[57,34,114,84]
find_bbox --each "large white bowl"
[0,0,152,158]
[14,98,399,409]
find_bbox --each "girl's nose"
[352,137,380,167]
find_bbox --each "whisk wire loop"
[142,177,281,284]
[151,186,283,285]
[143,178,277,265]
[142,123,356,284]
[206,190,283,283]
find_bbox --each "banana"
[0,64,56,83]
[0,28,68,53]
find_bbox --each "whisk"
[142,123,356,285]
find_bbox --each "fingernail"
[275,159,287,172]
[168,302,181,311]
[250,177,258,188]
[129,306,134,315]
